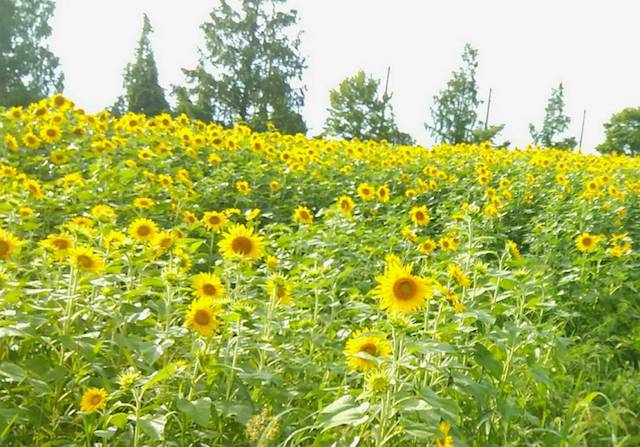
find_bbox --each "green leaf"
[318,395,370,430]
[108,413,129,429]
[142,363,176,391]
[473,343,503,379]
[137,414,166,440]
[176,397,211,427]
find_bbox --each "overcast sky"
[49,0,640,151]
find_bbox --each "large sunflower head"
[128,218,159,242]
[185,299,221,337]
[80,387,108,413]
[373,261,431,315]
[192,272,225,300]
[218,224,265,262]
[344,329,392,372]
[202,211,227,232]
[70,246,104,273]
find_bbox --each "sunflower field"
[0,95,639,446]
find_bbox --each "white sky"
[49,0,640,151]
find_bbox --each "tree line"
[1,0,639,155]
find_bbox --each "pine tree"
[324,70,413,144]
[529,83,576,149]
[0,0,64,107]
[175,0,306,134]
[115,14,169,116]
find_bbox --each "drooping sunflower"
[337,196,355,216]
[218,224,265,262]
[410,205,430,226]
[42,232,74,259]
[0,229,20,260]
[185,299,221,336]
[70,246,104,273]
[80,388,108,413]
[373,261,431,314]
[344,329,392,372]
[357,183,375,201]
[265,274,292,304]
[192,272,225,300]
[90,204,116,221]
[128,218,159,243]
[447,264,470,288]
[293,206,313,225]
[202,211,227,232]
[576,232,598,253]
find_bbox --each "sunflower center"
[209,216,220,225]
[53,239,69,250]
[416,211,425,221]
[46,129,56,138]
[90,394,102,405]
[393,278,417,301]
[300,211,310,220]
[77,255,93,268]
[202,284,217,296]
[276,286,287,298]
[359,342,378,357]
[137,225,151,237]
[341,201,349,210]
[582,237,593,247]
[194,309,211,326]
[231,236,253,255]
[0,240,8,255]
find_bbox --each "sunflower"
[377,185,390,203]
[104,230,126,252]
[266,255,279,269]
[24,179,45,199]
[410,205,430,226]
[185,299,221,336]
[293,206,313,225]
[0,229,20,260]
[128,218,158,243]
[70,246,104,272]
[357,183,375,200]
[436,420,454,447]
[344,329,392,372]
[150,231,177,257]
[90,204,116,221]
[373,261,431,314]
[80,388,108,413]
[576,232,598,253]
[218,224,265,261]
[40,125,62,143]
[506,240,521,257]
[202,211,227,232]
[447,264,470,288]
[42,232,74,259]
[265,274,292,304]
[337,196,355,215]
[269,180,281,191]
[418,239,437,254]
[236,180,251,195]
[183,211,198,224]
[133,197,154,209]
[192,272,225,300]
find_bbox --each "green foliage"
[175,0,306,134]
[115,14,169,117]
[597,107,640,155]
[426,44,503,145]
[324,70,414,145]
[529,83,577,149]
[0,0,63,107]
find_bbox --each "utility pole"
[578,109,586,149]
[484,88,492,130]
[381,66,391,130]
